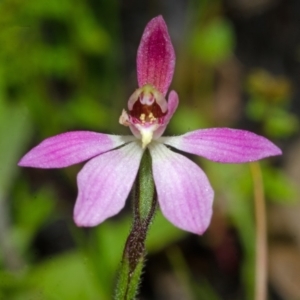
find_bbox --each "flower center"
[130,97,166,124]
[128,84,167,124]
[119,84,168,148]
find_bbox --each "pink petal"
[137,15,175,96]
[149,143,214,235]
[160,128,282,163]
[153,90,179,139]
[74,142,143,226]
[18,131,134,168]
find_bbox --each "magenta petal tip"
[74,142,143,227]
[149,143,214,235]
[18,131,130,169]
[162,128,282,164]
[137,15,175,95]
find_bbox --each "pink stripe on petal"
[137,16,175,95]
[161,128,282,163]
[149,143,214,235]
[18,131,134,168]
[153,90,179,139]
[74,142,143,227]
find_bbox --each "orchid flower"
[18,16,281,235]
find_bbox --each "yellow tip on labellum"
[141,129,153,149]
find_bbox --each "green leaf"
[147,211,186,253]
[29,251,106,300]
[26,0,72,19]
[92,217,131,295]
[262,166,297,204]
[33,45,78,77]
[74,13,110,54]
[264,109,298,138]
[0,102,32,193]
[245,97,268,122]
[63,95,111,129]
[191,18,235,65]
[12,183,56,253]
[169,106,209,134]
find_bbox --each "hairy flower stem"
[250,162,267,300]
[114,150,157,300]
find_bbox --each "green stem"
[250,162,267,300]
[114,149,157,300]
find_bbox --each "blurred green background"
[1,0,299,299]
